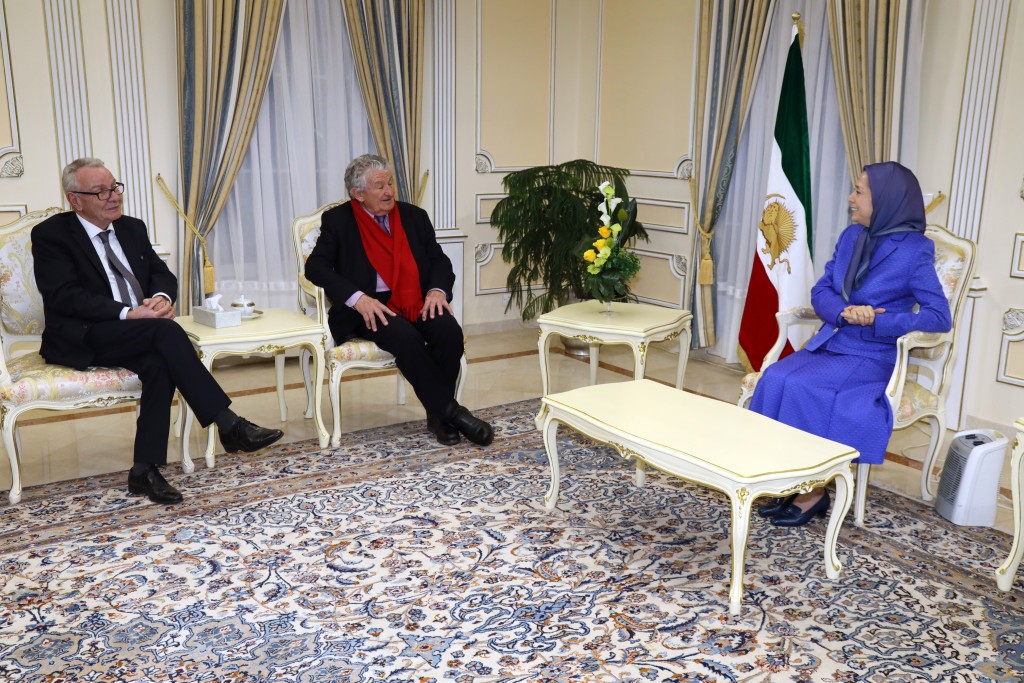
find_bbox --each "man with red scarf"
[305,154,493,446]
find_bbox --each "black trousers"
[86,318,231,466]
[338,294,464,417]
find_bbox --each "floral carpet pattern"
[1,400,1022,682]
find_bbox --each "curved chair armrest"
[0,348,11,389]
[762,307,822,370]
[884,330,952,407]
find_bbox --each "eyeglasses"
[71,182,125,201]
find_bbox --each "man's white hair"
[61,158,108,194]
[344,154,392,198]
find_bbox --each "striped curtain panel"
[342,0,424,204]
[828,0,901,185]
[176,0,285,311]
[689,0,775,347]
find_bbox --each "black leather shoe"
[771,491,831,527]
[220,417,284,453]
[128,465,183,505]
[427,414,460,446]
[444,401,494,446]
[756,494,797,518]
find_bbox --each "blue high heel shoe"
[756,494,796,518]
[770,491,830,527]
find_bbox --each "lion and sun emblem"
[758,193,797,273]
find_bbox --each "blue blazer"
[805,225,952,364]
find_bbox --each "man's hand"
[420,290,452,320]
[354,294,396,331]
[126,296,175,320]
[840,304,885,326]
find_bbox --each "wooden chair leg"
[396,373,406,405]
[300,348,314,419]
[329,363,343,448]
[4,418,22,505]
[854,462,871,527]
[920,414,945,502]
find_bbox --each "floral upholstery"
[0,225,45,337]
[329,338,396,364]
[0,352,141,404]
[896,380,939,422]
[740,371,760,395]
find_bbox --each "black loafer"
[444,401,494,446]
[427,414,460,446]
[771,491,831,527]
[128,465,183,505]
[756,494,796,518]
[220,417,284,453]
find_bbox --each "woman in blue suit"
[751,161,952,526]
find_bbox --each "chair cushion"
[896,380,939,422]
[0,353,141,405]
[328,338,396,363]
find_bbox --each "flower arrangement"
[579,179,646,303]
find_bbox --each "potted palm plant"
[492,159,646,320]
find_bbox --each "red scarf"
[352,203,423,321]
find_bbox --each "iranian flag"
[737,24,814,372]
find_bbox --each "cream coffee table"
[996,417,1024,591]
[537,300,692,395]
[537,379,858,615]
[175,308,329,469]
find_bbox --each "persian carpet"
[1,400,1022,682]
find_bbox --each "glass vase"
[600,300,614,316]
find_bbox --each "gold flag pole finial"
[924,191,947,215]
[792,12,805,49]
[155,174,215,296]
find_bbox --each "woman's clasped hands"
[840,304,885,326]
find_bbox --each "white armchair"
[0,208,146,504]
[738,225,976,526]
[290,201,466,447]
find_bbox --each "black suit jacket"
[31,211,177,369]
[304,200,456,342]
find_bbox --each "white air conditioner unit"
[934,429,1008,527]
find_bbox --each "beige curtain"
[827,0,901,185]
[690,0,775,347]
[342,0,425,204]
[176,0,285,311]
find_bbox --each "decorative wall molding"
[946,0,1010,243]
[474,193,506,223]
[997,307,1024,387]
[44,0,92,165]
[1011,233,1024,278]
[473,242,509,295]
[433,0,456,229]
[631,247,688,309]
[0,7,22,177]
[474,0,554,172]
[106,0,156,232]
[635,197,690,234]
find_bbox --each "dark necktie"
[97,230,145,306]
[374,215,390,235]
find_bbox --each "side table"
[537,300,693,396]
[175,308,329,469]
[996,417,1024,591]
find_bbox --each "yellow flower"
[583,249,597,262]
[598,226,611,239]
[593,239,606,250]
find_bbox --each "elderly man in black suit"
[31,157,284,504]
[305,154,493,446]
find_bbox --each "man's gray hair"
[344,154,391,198]
[61,158,107,194]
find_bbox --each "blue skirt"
[749,348,895,465]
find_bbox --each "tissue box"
[192,306,242,328]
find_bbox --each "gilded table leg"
[631,342,646,381]
[728,490,754,616]
[202,358,218,469]
[676,323,691,390]
[996,432,1024,591]
[589,343,600,385]
[275,352,287,422]
[309,342,329,449]
[542,415,561,512]
[538,329,554,397]
[824,467,854,580]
